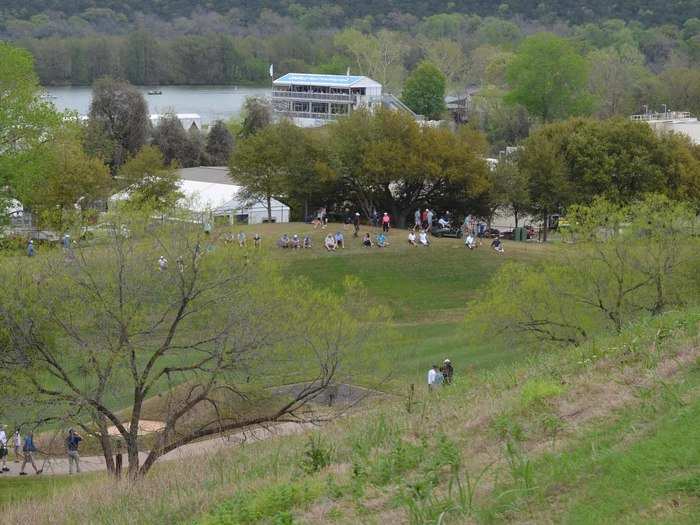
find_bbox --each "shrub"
[299,433,334,474]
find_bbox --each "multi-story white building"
[631,111,700,144]
[272,73,383,127]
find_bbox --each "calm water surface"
[45,85,271,125]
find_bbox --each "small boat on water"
[147,89,163,95]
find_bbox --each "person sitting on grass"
[419,230,430,246]
[465,234,476,250]
[376,232,389,248]
[334,231,344,249]
[303,234,312,249]
[408,231,417,246]
[324,234,337,251]
[291,234,301,249]
[362,232,373,248]
[491,237,504,254]
[277,234,290,248]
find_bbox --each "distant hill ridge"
[1,0,697,26]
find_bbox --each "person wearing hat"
[27,239,35,257]
[440,359,454,385]
[0,424,9,472]
[66,428,83,474]
[353,212,361,237]
[381,212,391,233]
[158,255,168,271]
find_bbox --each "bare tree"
[0,215,365,478]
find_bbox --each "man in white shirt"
[427,365,442,391]
[0,425,8,472]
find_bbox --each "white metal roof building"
[272,73,383,127]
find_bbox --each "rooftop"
[178,166,232,185]
[273,73,380,88]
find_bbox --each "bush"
[299,433,334,474]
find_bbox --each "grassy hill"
[1,303,698,523]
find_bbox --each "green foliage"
[468,195,700,348]
[117,146,183,211]
[0,41,61,205]
[505,33,593,122]
[201,480,322,525]
[519,117,700,210]
[299,433,334,474]
[87,77,150,170]
[520,378,564,409]
[151,112,202,167]
[401,61,446,120]
[205,120,235,166]
[326,108,489,225]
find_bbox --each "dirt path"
[1,422,310,477]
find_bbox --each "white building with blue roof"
[272,73,383,127]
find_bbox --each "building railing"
[631,111,692,122]
[275,110,341,120]
[272,91,356,103]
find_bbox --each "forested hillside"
[1,0,699,28]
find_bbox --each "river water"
[45,85,271,125]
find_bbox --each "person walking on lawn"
[20,431,42,475]
[381,212,391,233]
[66,428,83,474]
[353,212,361,237]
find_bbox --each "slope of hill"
[2,302,698,524]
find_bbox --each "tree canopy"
[505,33,593,122]
[401,61,447,120]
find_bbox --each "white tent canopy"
[178,167,289,224]
[110,167,290,224]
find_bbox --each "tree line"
[2,1,699,33]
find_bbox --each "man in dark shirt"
[66,428,83,474]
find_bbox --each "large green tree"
[520,117,700,207]
[87,77,150,170]
[205,120,234,166]
[401,61,447,120]
[327,108,489,226]
[0,42,61,211]
[505,33,593,122]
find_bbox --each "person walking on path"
[13,429,21,463]
[440,359,454,385]
[66,429,82,474]
[20,431,42,475]
[381,212,391,233]
[0,425,9,472]
[27,240,35,257]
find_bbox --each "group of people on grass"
[427,359,454,390]
[0,425,83,476]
